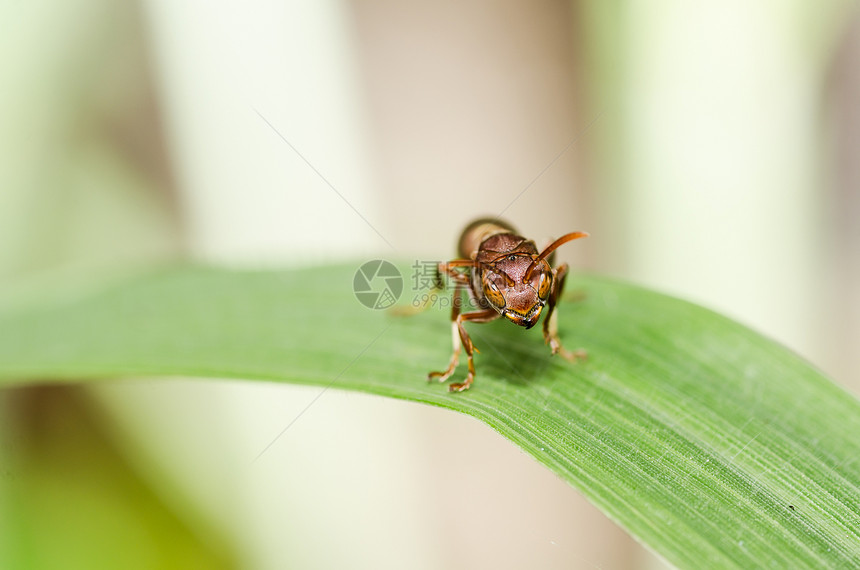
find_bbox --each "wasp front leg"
[427,263,471,383]
[428,303,499,392]
[427,267,499,391]
[543,263,587,362]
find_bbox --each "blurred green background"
[1,1,858,569]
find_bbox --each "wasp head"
[481,255,552,329]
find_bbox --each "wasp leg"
[428,286,498,391]
[543,263,587,362]
[447,308,499,392]
[428,280,467,384]
[426,262,476,383]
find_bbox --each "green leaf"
[0,264,858,568]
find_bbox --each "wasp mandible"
[428,218,588,392]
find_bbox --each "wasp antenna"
[525,231,589,280]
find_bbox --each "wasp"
[428,218,588,392]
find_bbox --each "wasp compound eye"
[533,264,552,301]
[483,275,506,310]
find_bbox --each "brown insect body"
[470,229,548,329]
[429,218,588,392]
